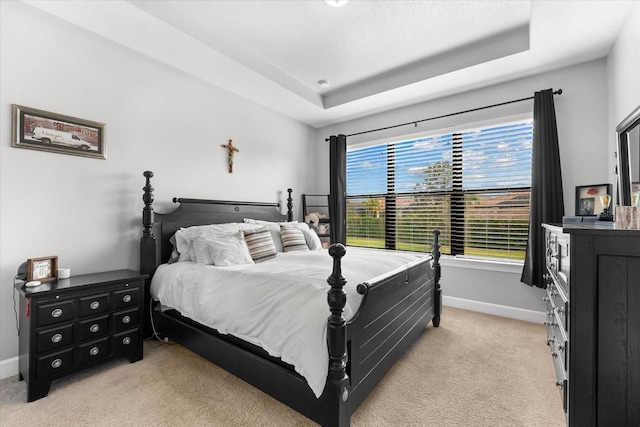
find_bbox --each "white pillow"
[173,223,261,262]
[302,228,323,250]
[193,232,254,266]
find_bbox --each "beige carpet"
[0,307,565,426]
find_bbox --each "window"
[346,119,533,261]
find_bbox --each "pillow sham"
[172,222,262,262]
[243,227,278,262]
[193,232,254,266]
[302,228,323,250]
[280,224,310,252]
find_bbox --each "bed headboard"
[140,171,292,280]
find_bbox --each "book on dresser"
[543,223,640,426]
[15,269,147,402]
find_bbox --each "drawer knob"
[122,315,131,324]
[122,336,131,345]
[51,308,63,318]
[90,324,100,333]
[123,295,132,303]
[90,301,100,310]
[51,333,63,343]
[90,346,99,356]
[51,358,63,369]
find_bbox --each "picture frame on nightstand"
[26,256,58,282]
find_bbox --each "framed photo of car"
[11,104,106,159]
[26,256,59,283]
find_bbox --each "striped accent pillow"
[243,227,277,262]
[280,224,310,252]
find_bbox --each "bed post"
[140,171,156,275]
[322,243,350,427]
[432,229,442,327]
[140,171,156,336]
[287,188,293,222]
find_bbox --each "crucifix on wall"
[221,139,239,173]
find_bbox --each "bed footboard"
[340,229,441,412]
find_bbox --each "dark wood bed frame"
[139,171,442,426]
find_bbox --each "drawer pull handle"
[90,301,100,310]
[51,358,63,369]
[122,337,131,345]
[51,308,63,318]
[90,324,100,333]
[122,315,131,324]
[51,333,63,343]
[90,347,99,356]
[123,295,132,303]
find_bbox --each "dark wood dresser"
[543,224,640,426]
[15,269,147,402]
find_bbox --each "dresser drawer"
[77,315,109,342]
[112,328,140,354]
[37,348,74,378]
[36,300,75,327]
[113,287,140,310]
[78,338,109,365]
[78,293,110,317]
[113,308,139,332]
[37,324,74,354]
[545,282,568,333]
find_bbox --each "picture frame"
[12,104,106,159]
[26,256,59,283]
[575,183,613,216]
[632,182,640,206]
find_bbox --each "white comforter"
[150,247,430,397]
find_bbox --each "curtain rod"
[329,88,562,140]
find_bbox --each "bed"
[139,171,442,426]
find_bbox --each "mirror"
[616,105,640,206]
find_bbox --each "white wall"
[0,1,314,370]
[314,59,612,319]
[607,3,640,187]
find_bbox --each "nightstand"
[15,269,147,402]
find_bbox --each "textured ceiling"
[23,0,637,128]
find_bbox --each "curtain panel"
[329,134,347,244]
[521,89,564,288]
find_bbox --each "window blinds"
[346,120,533,261]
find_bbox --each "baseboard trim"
[1,356,19,380]
[443,296,546,324]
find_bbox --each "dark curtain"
[329,134,347,244]
[521,89,564,288]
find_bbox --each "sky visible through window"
[347,121,533,195]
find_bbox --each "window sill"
[439,255,524,274]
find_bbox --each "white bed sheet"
[150,246,430,398]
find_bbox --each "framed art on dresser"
[26,256,58,282]
[575,183,612,216]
